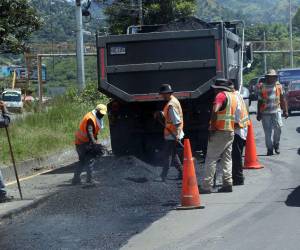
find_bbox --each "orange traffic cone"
[177,139,204,210]
[244,120,263,169]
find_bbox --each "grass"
[0,85,109,165]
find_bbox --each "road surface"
[0,112,299,250]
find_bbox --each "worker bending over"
[72,104,107,185]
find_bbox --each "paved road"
[0,113,299,250]
[123,113,300,250]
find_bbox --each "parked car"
[278,68,300,94]
[287,80,300,115]
[247,76,265,101]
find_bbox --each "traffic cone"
[244,120,263,169]
[177,139,204,210]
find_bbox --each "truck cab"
[1,89,23,113]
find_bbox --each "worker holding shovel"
[0,101,14,203]
[155,84,184,182]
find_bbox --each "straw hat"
[265,69,278,77]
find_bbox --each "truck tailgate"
[97,29,221,101]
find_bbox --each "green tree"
[293,7,300,35]
[105,0,197,34]
[0,0,41,53]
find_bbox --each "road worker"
[155,84,184,182]
[0,101,13,203]
[257,69,288,155]
[72,104,107,185]
[199,79,238,193]
[232,90,250,186]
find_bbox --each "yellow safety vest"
[163,95,184,138]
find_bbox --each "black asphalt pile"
[0,156,183,250]
[157,16,212,32]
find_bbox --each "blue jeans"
[0,170,7,197]
[261,112,282,151]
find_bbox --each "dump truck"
[96,17,252,161]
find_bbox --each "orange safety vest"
[75,112,100,145]
[235,91,250,129]
[210,91,238,132]
[163,95,184,138]
[259,82,282,113]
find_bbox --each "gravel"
[0,156,184,250]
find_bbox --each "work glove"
[91,143,107,157]
[0,113,10,128]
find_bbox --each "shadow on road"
[296,127,300,133]
[285,186,300,207]
[42,162,78,175]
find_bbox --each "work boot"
[218,185,233,193]
[0,195,14,203]
[274,145,280,154]
[86,179,99,185]
[267,149,273,156]
[198,186,212,194]
[233,176,245,186]
[71,178,82,185]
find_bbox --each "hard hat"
[95,104,107,115]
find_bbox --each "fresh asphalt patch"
[0,156,183,250]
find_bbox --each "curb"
[1,149,77,183]
[0,192,55,224]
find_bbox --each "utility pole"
[138,0,143,25]
[75,0,85,90]
[289,0,294,68]
[37,55,43,109]
[263,31,267,73]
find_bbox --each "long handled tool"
[5,126,23,200]
[155,111,184,148]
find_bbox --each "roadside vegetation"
[0,84,109,165]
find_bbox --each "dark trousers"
[73,144,96,183]
[232,134,246,182]
[161,140,183,180]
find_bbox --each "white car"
[1,89,23,113]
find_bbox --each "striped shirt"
[257,82,284,114]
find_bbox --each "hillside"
[217,0,300,24]
[30,0,105,43]
[28,0,300,43]
[196,0,243,22]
